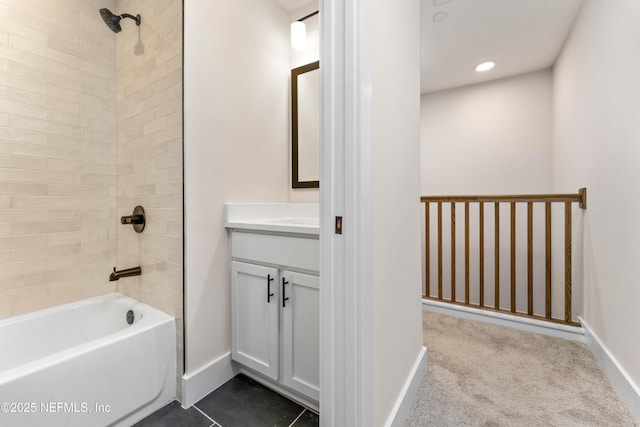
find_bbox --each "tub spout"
[110,266,142,281]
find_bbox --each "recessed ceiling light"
[432,11,448,23]
[475,61,495,72]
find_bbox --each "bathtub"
[0,293,176,427]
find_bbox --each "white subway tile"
[9,59,46,82]
[9,115,81,138]
[48,35,82,58]
[47,84,108,110]
[0,283,49,303]
[0,154,48,170]
[0,196,10,208]
[0,42,46,69]
[155,154,181,170]
[10,33,81,68]
[0,84,41,110]
[167,222,183,238]
[10,220,80,235]
[144,168,169,184]
[12,268,79,288]
[46,134,81,149]
[9,142,80,160]
[9,169,79,184]
[11,242,81,262]
[0,127,47,145]
[155,181,181,195]
[0,209,46,222]
[0,259,48,277]
[81,173,115,186]
[46,103,82,121]
[47,158,81,172]
[80,217,114,231]
[0,98,47,120]
[0,183,48,195]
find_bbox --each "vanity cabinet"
[281,270,319,399]
[230,230,319,402]
[231,262,280,380]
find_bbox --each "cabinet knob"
[282,278,289,307]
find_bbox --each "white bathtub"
[0,293,176,427]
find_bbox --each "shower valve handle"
[121,215,144,225]
[121,206,146,233]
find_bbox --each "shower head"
[99,8,141,33]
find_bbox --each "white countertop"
[224,203,319,235]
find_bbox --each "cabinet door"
[231,261,279,380]
[282,270,320,401]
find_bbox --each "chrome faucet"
[109,266,142,281]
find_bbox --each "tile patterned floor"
[134,374,319,427]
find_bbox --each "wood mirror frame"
[291,61,320,189]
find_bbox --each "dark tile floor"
[134,374,319,427]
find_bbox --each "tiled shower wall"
[0,0,118,317]
[115,0,183,399]
[0,0,183,401]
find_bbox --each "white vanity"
[224,203,319,404]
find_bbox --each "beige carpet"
[406,311,638,427]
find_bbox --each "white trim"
[319,1,343,425]
[423,299,586,342]
[385,346,427,427]
[320,0,373,425]
[180,352,239,408]
[580,317,640,422]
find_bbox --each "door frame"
[319,0,373,425]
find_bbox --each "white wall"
[289,1,320,203]
[419,71,575,317]
[421,69,553,195]
[184,0,290,374]
[290,2,319,69]
[553,0,640,396]
[371,0,424,423]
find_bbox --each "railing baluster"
[479,202,484,307]
[420,189,585,327]
[565,202,572,323]
[451,203,456,302]
[495,202,500,310]
[438,202,443,300]
[510,202,516,313]
[425,202,430,298]
[545,202,552,319]
[527,202,533,316]
[465,202,470,305]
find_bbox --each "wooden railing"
[421,189,587,326]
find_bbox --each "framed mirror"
[291,61,320,188]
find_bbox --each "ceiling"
[421,0,584,94]
[277,0,585,95]
[277,0,314,13]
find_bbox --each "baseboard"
[181,352,239,408]
[580,317,640,422]
[423,299,585,343]
[385,346,427,427]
